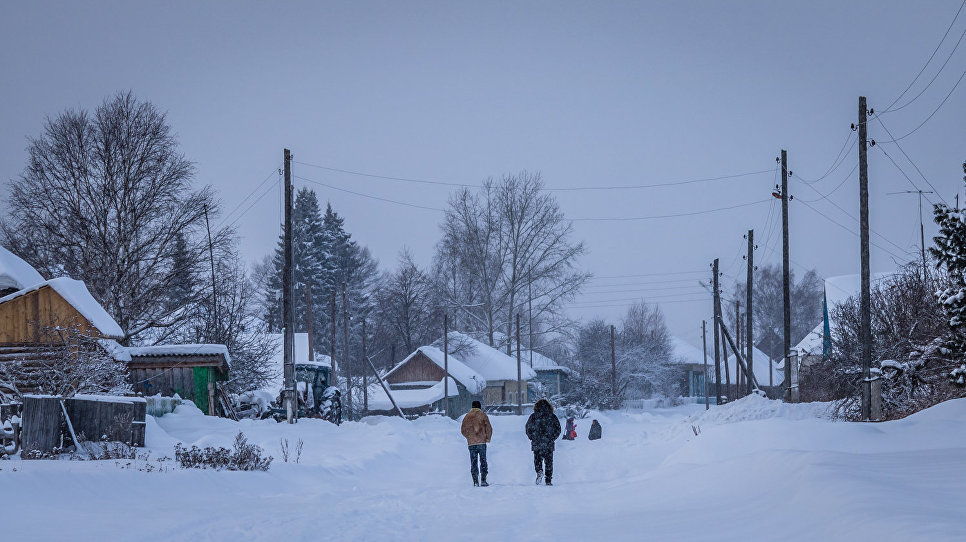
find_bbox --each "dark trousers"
[469,444,488,478]
[533,449,553,481]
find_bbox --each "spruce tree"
[930,203,966,363]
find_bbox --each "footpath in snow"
[3,395,965,541]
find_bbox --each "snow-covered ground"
[4,395,965,541]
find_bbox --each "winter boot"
[480,474,489,487]
[545,477,552,486]
[535,471,543,485]
[472,474,479,487]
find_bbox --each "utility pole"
[282,149,295,424]
[516,313,523,416]
[305,284,314,361]
[610,324,617,397]
[712,259,722,405]
[702,320,709,410]
[858,97,872,420]
[734,300,741,398]
[330,290,338,388]
[528,267,534,369]
[361,318,368,415]
[780,149,793,402]
[343,282,351,421]
[444,314,449,418]
[746,229,754,395]
[203,204,219,344]
[887,190,933,280]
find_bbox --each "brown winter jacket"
[460,408,493,446]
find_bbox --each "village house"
[0,246,230,415]
[446,332,536,408]
[667,337,709,401]
[513,348,571,400]
[367,345,485,418]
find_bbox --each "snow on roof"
[725,346,784,387]
[388,346,486,395]
[794,322,825,356]
[0,277,124,338]
[446,332,537,382]
[367,377,458,411]
[126,344,231,361]
[0,246,44,292]
[512,348,573,375]
[669,337,706,365]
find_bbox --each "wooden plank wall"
[21,396,62,453]
[130,366,197,403]
[0,286,101,343]
[385,353,446,385]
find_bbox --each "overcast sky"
[2,1,964,347]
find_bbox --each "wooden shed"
[369,346,485,418]
[107,343,231,416]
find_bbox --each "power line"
[875,65,966,144]
[569,297,711,310]
[591,270,707,279]
[214,167,280,231]
[873,117,948,204]
[570,198,772,222]
[294,174,446,212]
[794,131,856,184]
[295,159,773,192]
[875,145,937,205]
[796,199,910,261]
[795,163,858,203]
[882,0,966,113]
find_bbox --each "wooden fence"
[21,395,147,455]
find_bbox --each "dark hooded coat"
[589,419,602,440]
[525,399,562,452]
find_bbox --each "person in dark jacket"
[525,398,562,485]
[588,419,602,440]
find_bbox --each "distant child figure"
[525,398,562,486]
[588,419,602,441]
[563,417,577,440]
[460,400,493,487]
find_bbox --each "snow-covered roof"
[512,348,573,375]
[388,346,486,394]
[794,322,825,356]
[446,332,537,382]
[0,246,44,292]
[669,337,706,365]
[725,346,784,387]
[0,277,124,338]
[99,339,231,366]
[367,377,458,411]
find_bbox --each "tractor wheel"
[321,386,342,425]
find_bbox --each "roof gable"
[0,277,123,339]
[446,332,537,381]
[387,346,486,394]
[0,246,44,292]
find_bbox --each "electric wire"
[875,65,966,143]
[794,132,856,184]
[881,0,966,113]
[796,199,910,261]
[294,174,446,212]
[570,199,772,222]
[874,145,938,206]
[873,117,948,204]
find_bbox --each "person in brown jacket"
[460,400,493,487]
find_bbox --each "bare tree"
[371,250,443,356]
[0,320,131,399]
[1,92,220,343]
[436,172,589,351]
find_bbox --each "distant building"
[445,332,536,408]
[516,349,571,400]
[667,337,708,400]
[368,345,485,418]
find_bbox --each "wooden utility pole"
[343,282,351,421]
[746,229,754,395]
[365,355,405,419]
[444,314,449,418]
[305,284,314,361]
[702,320,709,410]
[734,300,741,398]
[330,290,338,387]
[712,259,722,405]
[858,97,872,419]
[282,149,295,424]
[362,318,368,415]
[528,267,534,369]
[516,313,523,416]
[610,324,617,396]
[722,315,730,401]
[203,203,219,344]
[781,149,793,402]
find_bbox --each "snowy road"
[4,396,965,541]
